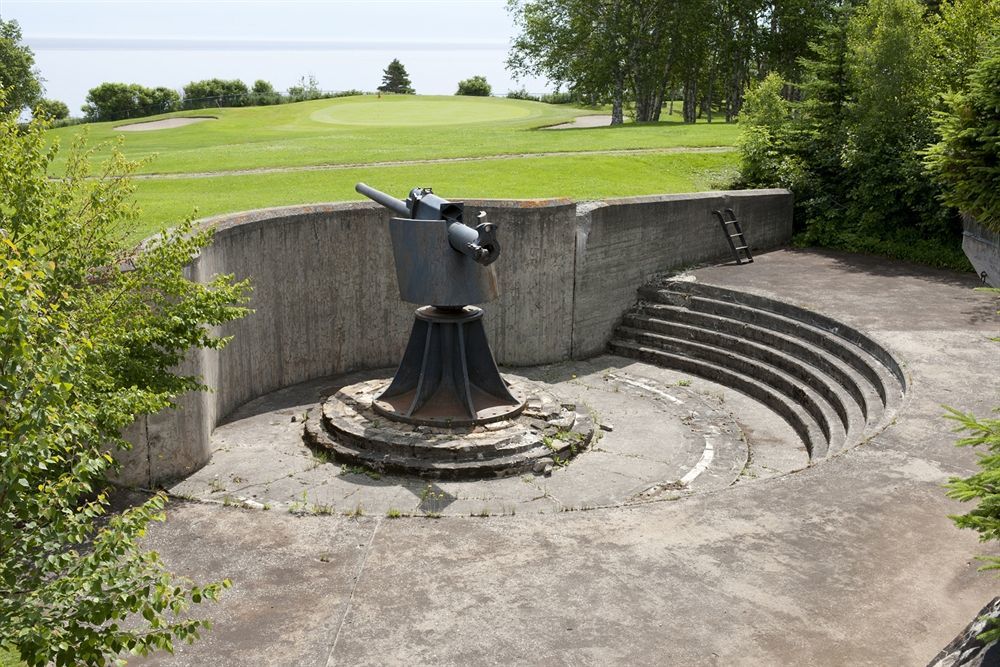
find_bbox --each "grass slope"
[49,95,739,175]
[46,95,740,238]
[132,152,735,240]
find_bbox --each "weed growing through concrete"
[340,464,382,480]
[208,478,226,493]
[419,483,447,517]
[343,503,364,517]
[386,508,403,518]
[288,491,309,515]
[676,378,692,387]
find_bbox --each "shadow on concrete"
[217,369,391,427]
[787,246,978,288]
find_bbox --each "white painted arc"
[611,374,715,485]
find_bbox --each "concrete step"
[614,327,846,457]
[304,411,594,481]
[609,338,829,460]
[631,304,880,428]
[621,313,865,447]
[639,286,902,418]
[652,279,906,391]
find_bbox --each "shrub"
[925,43,1000,232]
[82,83,180,121]
[945,397,1000,642]
[33,98,69,120]
[540,91,575,105]
[506,88,539,101]
[456,75,492,97]
[0,96,248,665]
[287,74,323,102]
[250,79,281,105]
[182,78,250,108]
[737,73,802,188]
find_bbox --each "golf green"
[309,95,538,126]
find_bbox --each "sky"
[1,0,553,115]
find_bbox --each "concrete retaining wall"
[118,190,792,487]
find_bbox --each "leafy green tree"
[251,79,281,105]
[33,98,70,120]
[81,83,179,121]
[844,0,946,241]
[737,72,802,186]
[929,0,1000,94]
[508,0,670,124]
[456,75,492,96]
[0,18,42,114]
[82,83,140,121]
[378,59,414,94]
[0,96,247,665]
[286,74,322,102]
[182,78,250,108]
[925,42,1000,231]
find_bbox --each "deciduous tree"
[0,96,247,666]
[0,18,42,114]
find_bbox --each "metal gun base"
[373,306,525,427]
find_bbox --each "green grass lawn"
[46,95,741,239]
[49,95,739,175]
[131,152,736,240]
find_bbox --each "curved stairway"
[609,279,906,462]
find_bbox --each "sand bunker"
[116,116,216,132]
[544,114,614,129]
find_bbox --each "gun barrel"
[356,182,410,218]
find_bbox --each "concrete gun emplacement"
[355,182,500,266]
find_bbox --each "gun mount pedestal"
[301,184,595,480]
[373,306,524,427]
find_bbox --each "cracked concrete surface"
[134,249,999,665]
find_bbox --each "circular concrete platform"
[168,357,756,516]
[305,376,593,479]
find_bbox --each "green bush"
[945,393,1000,642]
[32,98,69,120]
[506,88,539,101]
[925,44,1000,233]
[0,97,247,665]
[735,0,970,269]
[250,79,281,106]
[182,78,250,108]
[286,74,323,102]
[456,75,492,97]
[82,83,180,121]
[540,91,575,105]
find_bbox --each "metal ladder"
[713,208,754,265]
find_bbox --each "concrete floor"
[135,248,999,666]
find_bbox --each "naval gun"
[355,183,499,266]
[356,182,523,427]
[356,183,501,308]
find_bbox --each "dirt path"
[131,145,735,180]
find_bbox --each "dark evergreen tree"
[379,59,415,94]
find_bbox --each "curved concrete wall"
[117,190,792,487]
